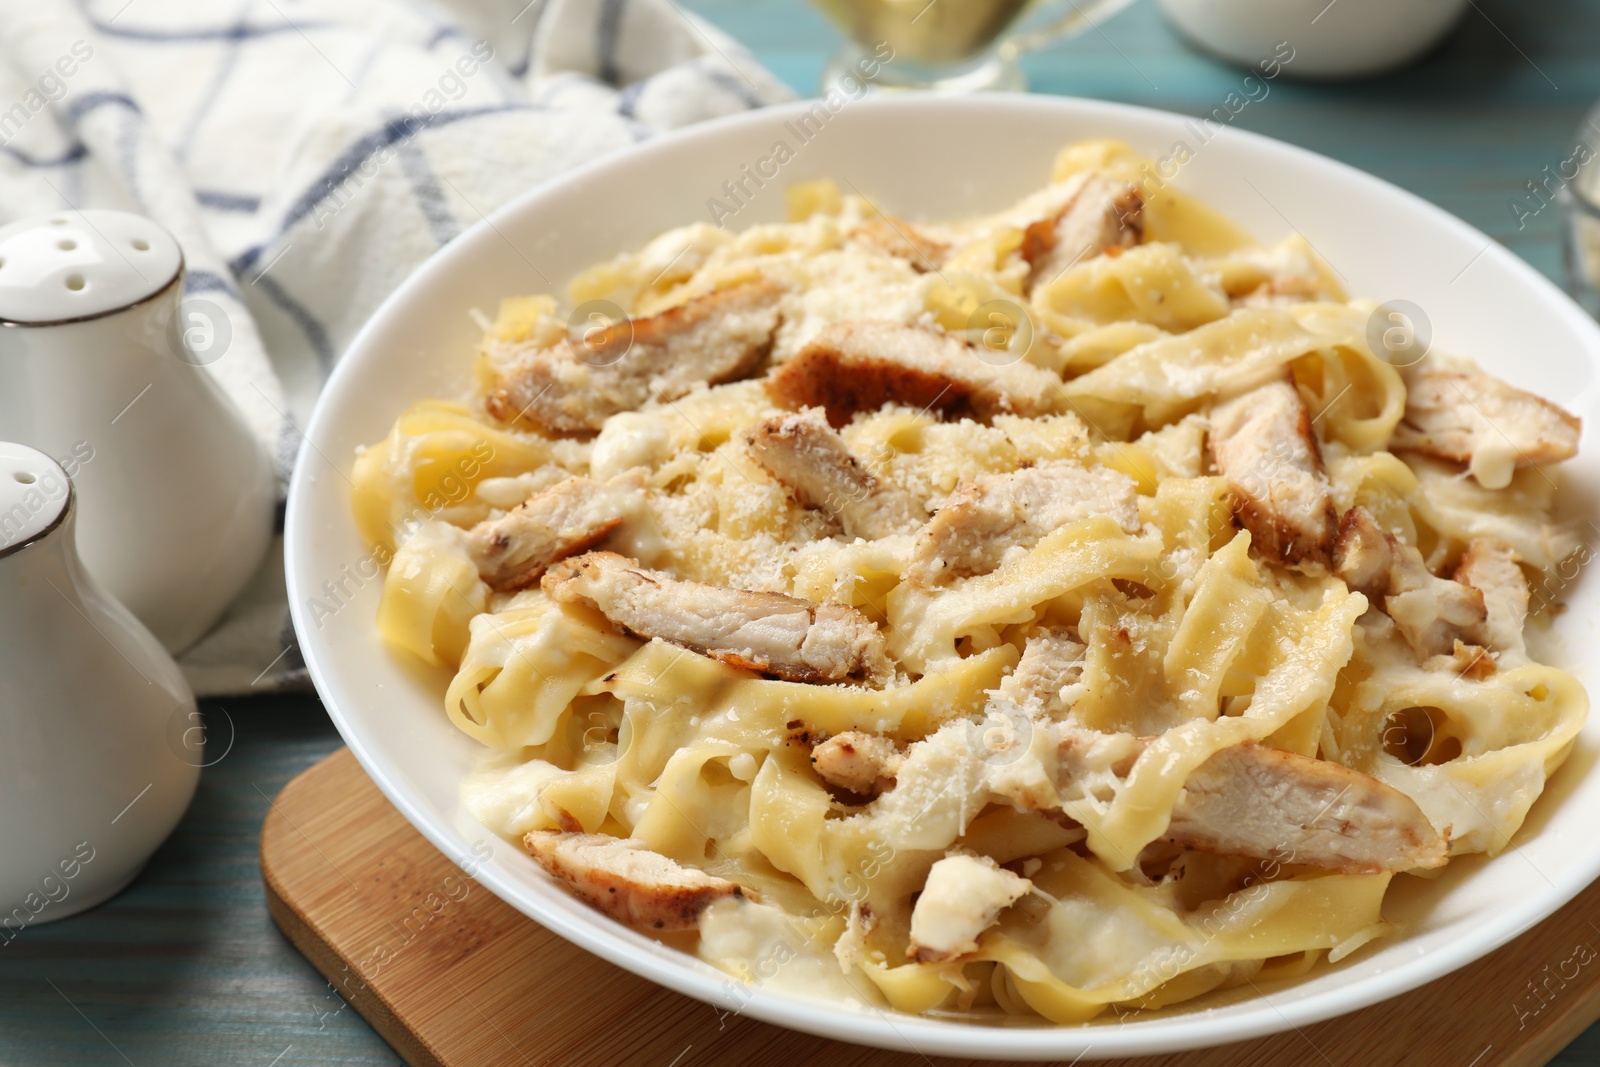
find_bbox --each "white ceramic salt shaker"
[0,442,200,929]
[0,210,274,654]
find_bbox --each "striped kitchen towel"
[0,0,793,695]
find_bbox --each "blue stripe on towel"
[85,18,336,43]
[253,272,335,373]
[229,104,534,275]
[186,268,241,299]
[195,189,262,212]
[115,105,142,203]
[395,141,460,246]
[425,25,464,50]
[3,93,138,168]
[68,91,141,122]
[701,64,764,109]
[616,79,646,118]
[0,140,89,168]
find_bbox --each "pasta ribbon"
[351,136,1589,1025]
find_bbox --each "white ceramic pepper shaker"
[0,442,200,929]
[0,210,274,654]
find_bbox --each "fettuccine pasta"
[351,139,1587,1022]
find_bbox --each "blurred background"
[702,0,1594,286]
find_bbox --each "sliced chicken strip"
[1208,377,1337,570]
[854,702,1449,879]
[542,551,890,685]
[1051,726,1144,804]
[1162,743,1448,874]
[766,321,1062,429]
[1385,547,1489,661]
[872,715,1446,876]
[1330,506,1395,602]
[1022,174,1144,292]
[1389,365,1581,489]
[811,731,904,796]
[850,216,949,273]
[998,626,1086,714]
[1454,537,1529,658]
[1040,726,1446,873]
[742,408,921,539]
[1334,506,1489,660]
[909,461,1140,585]
[467,474,641,592]
[907,853,1032,963]
[486,278,784,433]
[524,831,743,931]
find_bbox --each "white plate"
[285,94,1600,1060]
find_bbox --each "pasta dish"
[350,139,1587,1022]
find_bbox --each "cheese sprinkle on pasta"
[353,140,1587,1022]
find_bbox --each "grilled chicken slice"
[542,551,890,684]
[1021,174,1144,292]
[811,730,904,796]
[850,216,949,273]
[1208,377,1337,570]
[908,461,1139,585]
[1385,555,1487,662]
[1389,365,1581,489]
[742,408,921,539]
[1454,537,1529,658]
[1330,506,1395,602]
[907,853,1032,963]
[766,322,1062,429]
[999,626,1086,714]
[486,278,784,433]
[1044,726,1447,873]
[1163,743,1448,874]
[467,474,640,592]
[1391,543,1492,660]
[1333,506,1489,660]
[877,718,1445,875]
[523,831,742,931]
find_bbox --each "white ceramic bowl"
[1159,0,1469,80]
[286,95,1600,1060]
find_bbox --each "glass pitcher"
[813,0,1139,93]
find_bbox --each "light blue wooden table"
[4,1,1598,1063]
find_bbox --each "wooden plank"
[261,747,1600,1066]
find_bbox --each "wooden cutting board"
[260,748,1600,1066]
